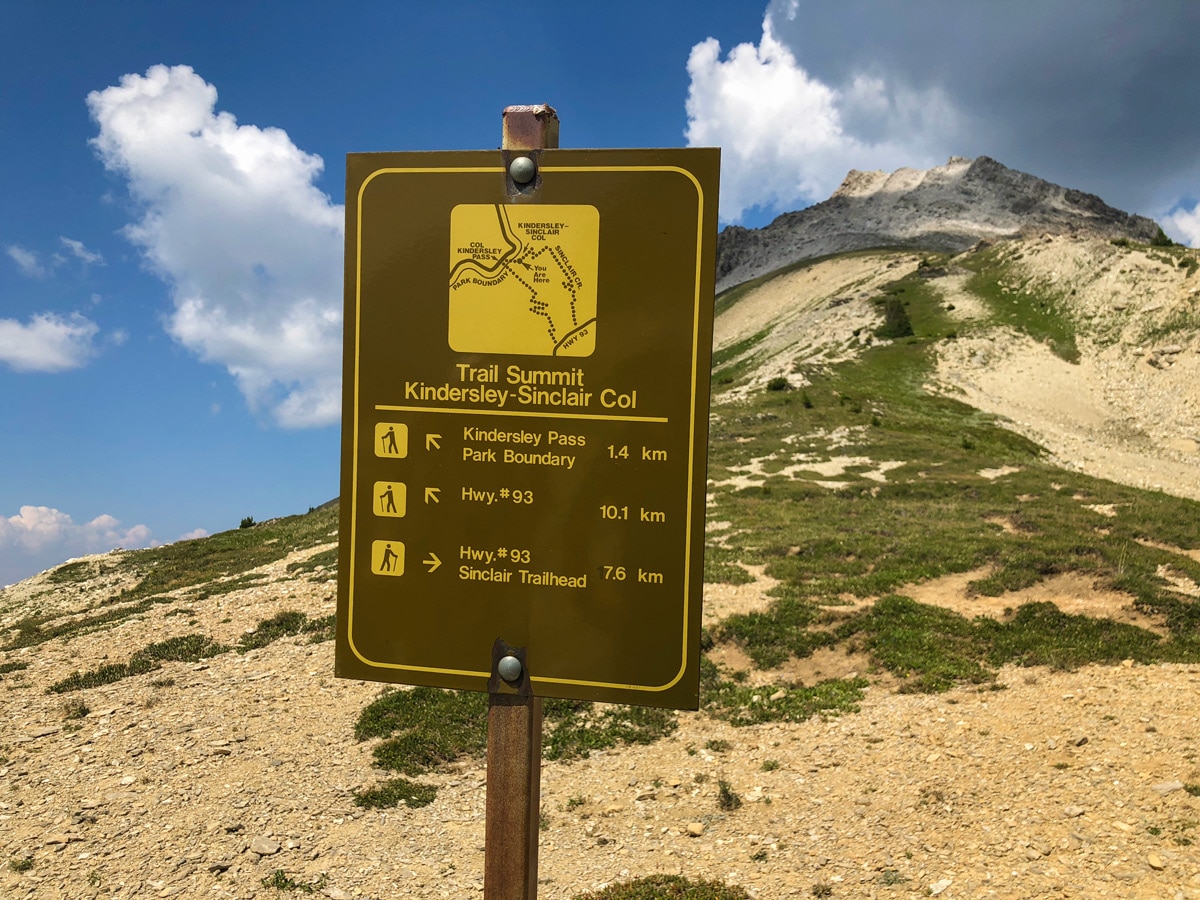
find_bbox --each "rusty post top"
[502,104,560,151]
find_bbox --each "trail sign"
[336,148,719,708]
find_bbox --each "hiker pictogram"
[373,481,406,517]
[370,540,405,576]
[374,422,408,458]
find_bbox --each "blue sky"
[2,0,1199,586]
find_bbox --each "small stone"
[119,776,135,786]
[29,726,60,738]
[635,790,656,802]
[1064,805,1086,818]
[929,878,952,895]
[769,690,786,701]
[1047,738,1058,750]
[208,860,232,873]
[45,834,74,845]
[322,888,354,900]
[1148,852,1165,870]
[687,822,705,837]
[250,836,281,856]
[1073,736,1089,747]
[1153,780,1184,795]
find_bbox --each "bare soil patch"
[898,568,1169,635]
[930,238,1200,503]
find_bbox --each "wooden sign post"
[483,105,558,900]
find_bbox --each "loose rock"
[250,836,281,856]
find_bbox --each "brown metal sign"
[336,148,719,708]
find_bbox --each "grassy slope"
[1,504,340,653]
[707,249,1200,691]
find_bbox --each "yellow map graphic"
[448,204,599,356]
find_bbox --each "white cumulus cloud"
[177,527,210,542]
[0,312,100,372]
[1162,201,1200,248]
[0,506,154,587]
[5,244,44,277]
[87,64,344,428]
[685,13,961,222]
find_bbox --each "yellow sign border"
[348,164,706,694]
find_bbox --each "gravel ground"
[2,545,1199,900]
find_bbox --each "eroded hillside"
[712,235,1200,502]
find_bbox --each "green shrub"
[717,779,742,810]
[48,633,227,693]
[875,297,914,339]
[61,697,89,720]
[353,777,436,809]
[573,875,750,899]
[765,376,790,391]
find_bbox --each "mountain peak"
[718,156,1162,291]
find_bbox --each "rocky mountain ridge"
[716,156,1164,292]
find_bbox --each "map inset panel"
[448,204,599,357]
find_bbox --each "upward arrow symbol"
[425,433,441,451]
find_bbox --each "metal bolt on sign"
[497,654,524,682]
[508,156,536,184]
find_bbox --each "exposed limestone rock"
[716,156,1162,292]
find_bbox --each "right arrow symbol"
[423,552,442,573]
[425,433,442,451]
